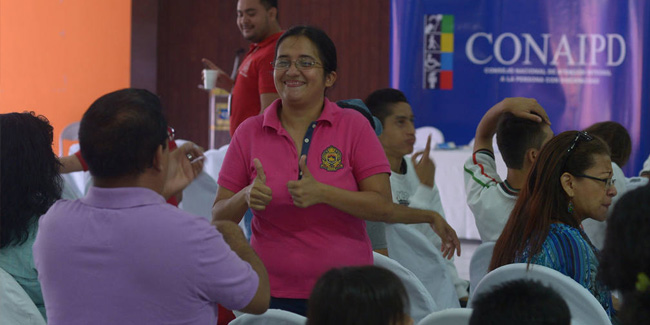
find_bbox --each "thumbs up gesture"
[287,155,323,208]
[246,158,272,210]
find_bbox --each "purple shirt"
[33,187,259,325]
[218,98,391,298]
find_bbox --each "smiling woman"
[490,131,617,320]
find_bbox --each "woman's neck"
[280,97,324,130]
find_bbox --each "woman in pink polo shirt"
[213,25,459,316]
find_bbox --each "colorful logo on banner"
[423,14,453,90]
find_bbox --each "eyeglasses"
[167,126,175,142]
[566,131,593,154]
[574,174,616,190]
[271,58,322,70]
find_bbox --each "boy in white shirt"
[365,88,469,301]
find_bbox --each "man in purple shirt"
[33,88,269,324]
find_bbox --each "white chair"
[373,252,438,323]
[386,224,460,309]
[0,267,46,325]
[468,241,495,303]
[414,126,444,152]
[58,121,81,156]
[469,263,610,325]
[418,308,472,325]
[229,309,306,325]
[179,172,218,221]
[203,144,230,182]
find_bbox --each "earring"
[567,200,575,214]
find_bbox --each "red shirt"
[229,32,282,136]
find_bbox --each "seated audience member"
[599,184,650,325]
[464,98,553,241]
[33,88,270,324]
[307,266,413,325]
[490,131,617,319]
[469,279,571,325]
[582,121,648,249]
[365,88,469,301]
[0,112,62,320]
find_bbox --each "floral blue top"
[517,223,613,318]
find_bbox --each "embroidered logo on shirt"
[320,146,343,171]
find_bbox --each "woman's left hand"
[429,213,461,259]
[287,155,323,208]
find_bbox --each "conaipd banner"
[391,0,650,175]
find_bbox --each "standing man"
[34,89,270,324]
[203,0,282,136]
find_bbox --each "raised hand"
[162,142,205,199]
[411,134,436,187]
[246,158,272,210]
[429,212,461,259]
[287,155,323,208]
[502,97,551,125]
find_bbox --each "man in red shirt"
[203,0,282,136]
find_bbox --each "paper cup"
[202,69,218,89]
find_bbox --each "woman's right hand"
[246,158,272,210]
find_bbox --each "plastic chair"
[0,267,46,325]
[414,126,444,152]
[468,241,495,303]
[386,223,460,310]
[469,263,610,325]
[418,308,472,325]
[229,309,306,325]
[373,252,438,323]
[58,121,80,156]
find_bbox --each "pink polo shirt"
[218,98,390,298]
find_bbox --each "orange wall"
[0,0,131,155]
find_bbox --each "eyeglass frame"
[271,57,323,70]
[573,173,616,190]
[566,131,593,155]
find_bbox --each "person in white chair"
[34,89,270,324]
[470,279,570,325]
[464,97,553,241]
[365,88,469,302]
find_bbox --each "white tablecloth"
[430,148,508,240]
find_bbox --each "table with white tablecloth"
[429,148,508,240]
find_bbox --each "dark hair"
[584,121,631,167]
[258,0,277,10]
[79,88,168,179]
[307,266,409,325]
[490,131,610,270]
[470,279,571,325]
[0,112,62,249]
[365,88,410,125]
[275,25,337,76]
[599,184,650,325]
[496,112,549,169]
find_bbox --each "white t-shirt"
[464,149,519,242]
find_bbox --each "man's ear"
[526,148,539,166]
[152,145,165,172]
[268,7,278,21]
[560,172,575,198]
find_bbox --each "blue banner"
[391,0,650,175]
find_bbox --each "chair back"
[414,126,444,152]
[58,121,81,156]
[468,241,495,302]
[386,223,460,309]
[469,263,610,325]
[203,144,230,182]
[418,308,472,325]
[229,309,306,325]
[373,252,438,323]
[0,267,46,325]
